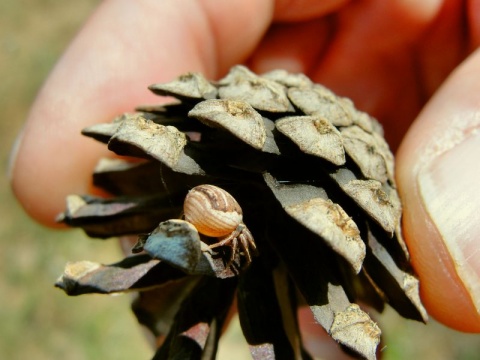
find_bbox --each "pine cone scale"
[55,65,427,360]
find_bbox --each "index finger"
[9,0,273,226]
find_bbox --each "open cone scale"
[55,65,427,360]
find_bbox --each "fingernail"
[7,127,25,182]
[253,58,305,75]
[418,131,480,313]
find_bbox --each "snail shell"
[184,184,243,237]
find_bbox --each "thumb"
[396,48,480,332]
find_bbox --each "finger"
[273,0,349,21]
[310,0,445,150]
[248,18,333,75]
[396,49,480,332]
[9,0,274,226]
[416,0,470,98]
[297,307,359,359]
[470,0,480,47]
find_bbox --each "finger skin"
[9,0,352,226]
[311,0,445,150]
[248,18,333,75]
[11,0,480,334]
[273,0,349,21]
[297,306,363,359]
[9,0,441,224]
[10,0,273,226]
[397,49,480,332]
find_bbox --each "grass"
[1,1,479,359]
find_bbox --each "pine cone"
[55,65,427,360]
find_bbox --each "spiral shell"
[184,184,243,237]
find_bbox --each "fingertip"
[400,185,480,332]
[397,51,480,332]
[10,114,110,227]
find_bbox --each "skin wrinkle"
[414,114,480,175]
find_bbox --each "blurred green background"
[1,1,479,359]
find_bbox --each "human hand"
[9,0,480,339]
